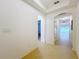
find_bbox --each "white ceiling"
[23,0,77,14]
[40,0,58,8]
[39,0,66,8]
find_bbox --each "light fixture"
[54,1,60,5]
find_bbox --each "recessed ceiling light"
[54,1,60,5]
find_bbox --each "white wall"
[0,0,44,59]
[71,7,77,51]
[46,7,75,45]
[46,15,54,44]
[76,2,79,58]
[40,16,46,43]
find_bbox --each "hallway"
[22,44,78,59]
[0,0,79,59]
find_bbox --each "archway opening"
[54,13,73,47]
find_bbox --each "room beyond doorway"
[54,13,73,47]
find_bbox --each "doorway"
[54,13,72,47]
[38,20,41,40]
[38,16,41,40]
[38,15,45,43]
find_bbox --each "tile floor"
[22,44,78,59]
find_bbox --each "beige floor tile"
[22,44,78,59]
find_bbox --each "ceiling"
[23,0,77,14]
[39,0,68,8]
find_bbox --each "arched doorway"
[54,13,73,47]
